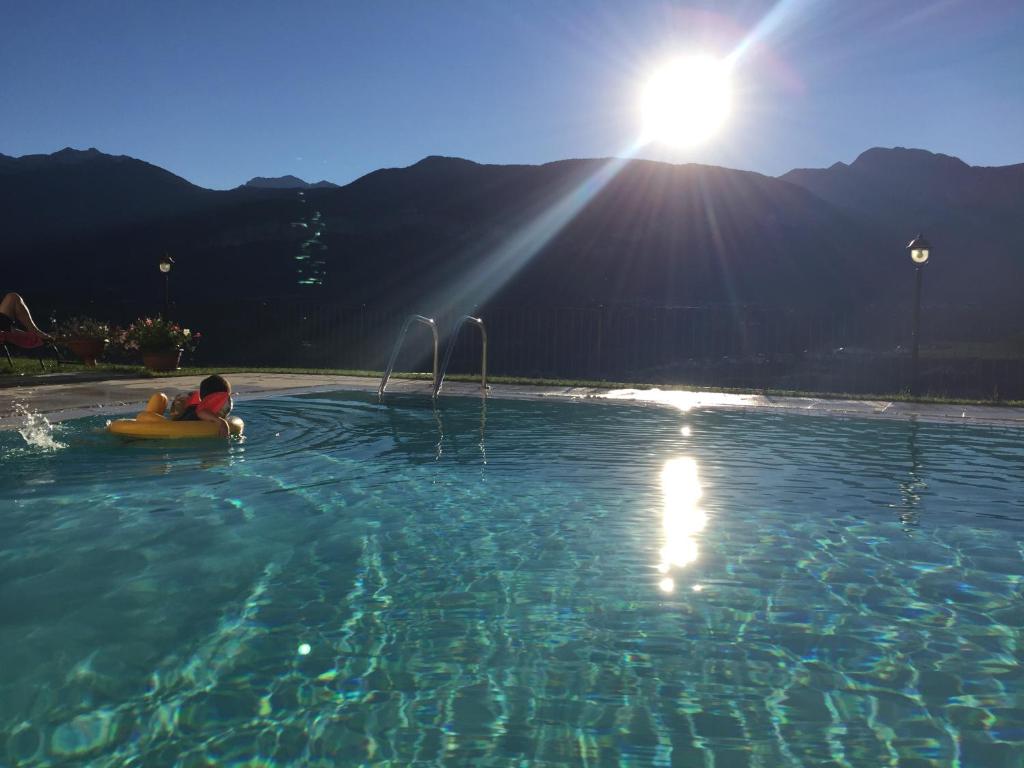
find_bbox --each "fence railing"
[39,299,1024,399]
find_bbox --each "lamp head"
[159,255,175,273]
[906,234,930,265]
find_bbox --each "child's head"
[200,374,231,399]
[200,374,232,417]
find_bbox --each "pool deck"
[1,372,1022,430]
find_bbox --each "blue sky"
[2,0,1022,189]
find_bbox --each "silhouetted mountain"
[781,147,1024,303]
[0,147,218,246]
[782,147,1023,219]
[244,175,339,189]
[342,155,884,312]
[1,147,1020,321]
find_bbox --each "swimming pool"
[1,390,1021,767]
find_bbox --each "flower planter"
[142,348,182,372]
[65,338,106,367]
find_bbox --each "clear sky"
[2,0,1022,189]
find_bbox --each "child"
[170,374,233,437]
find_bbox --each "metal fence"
[39,299,1024,400]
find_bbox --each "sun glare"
[641,55,733,148]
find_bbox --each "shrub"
[116,317,200,353]
[54,316,110,341]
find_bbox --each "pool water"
[1,391,1022,767]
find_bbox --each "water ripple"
[0,391,1021,766]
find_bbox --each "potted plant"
[118,317,199,371]
[55,316,110,366]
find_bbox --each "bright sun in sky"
[640,55,733,148]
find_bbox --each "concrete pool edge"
[1,373,1023,430]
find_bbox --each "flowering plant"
[54,316,110,341]
[117,317,200,353]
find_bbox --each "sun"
[640,55,733,148]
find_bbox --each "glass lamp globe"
[159,258,173,273]
[907,235,931,265]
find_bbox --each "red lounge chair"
[0,328,62,370]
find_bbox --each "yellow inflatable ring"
[108,393,244,439]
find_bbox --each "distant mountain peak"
[246,174,307,189]
[410,155,480,169]
[0,146,150,176]
[244,174,339,189]
[54,146,103,157]
[851,146,969,171]
[426,154,472,162]
[44,147,119,166]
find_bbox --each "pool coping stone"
[1,373,1022,430]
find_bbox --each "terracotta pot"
[66,338,106,367]
[142,348,182,372]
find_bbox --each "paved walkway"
[1,373,1022,430]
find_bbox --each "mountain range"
[243,175,339,190]
[1,146,1021,320]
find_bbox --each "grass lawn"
[1,356,1021,407]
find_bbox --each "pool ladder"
[378,314,487,399]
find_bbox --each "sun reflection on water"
[657,457,706,593]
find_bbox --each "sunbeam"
[727,0,814,65]
[422,139,646,324]
[386,0,818,357]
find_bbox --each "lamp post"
[158,255,174,318]
[906,235,930,393]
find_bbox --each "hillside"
[1,147,1020,316]
[0,148,218,244]
[781,147,1024,304]
[244,175,339,190]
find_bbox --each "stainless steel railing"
[435,315,487,398]
[378,314,439,398]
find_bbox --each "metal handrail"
[434,315,487,398]
[378,314,439,398]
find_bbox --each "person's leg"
[0,292,50,337]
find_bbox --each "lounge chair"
[0,320,62,371]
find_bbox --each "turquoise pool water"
[1,391,1022,767]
